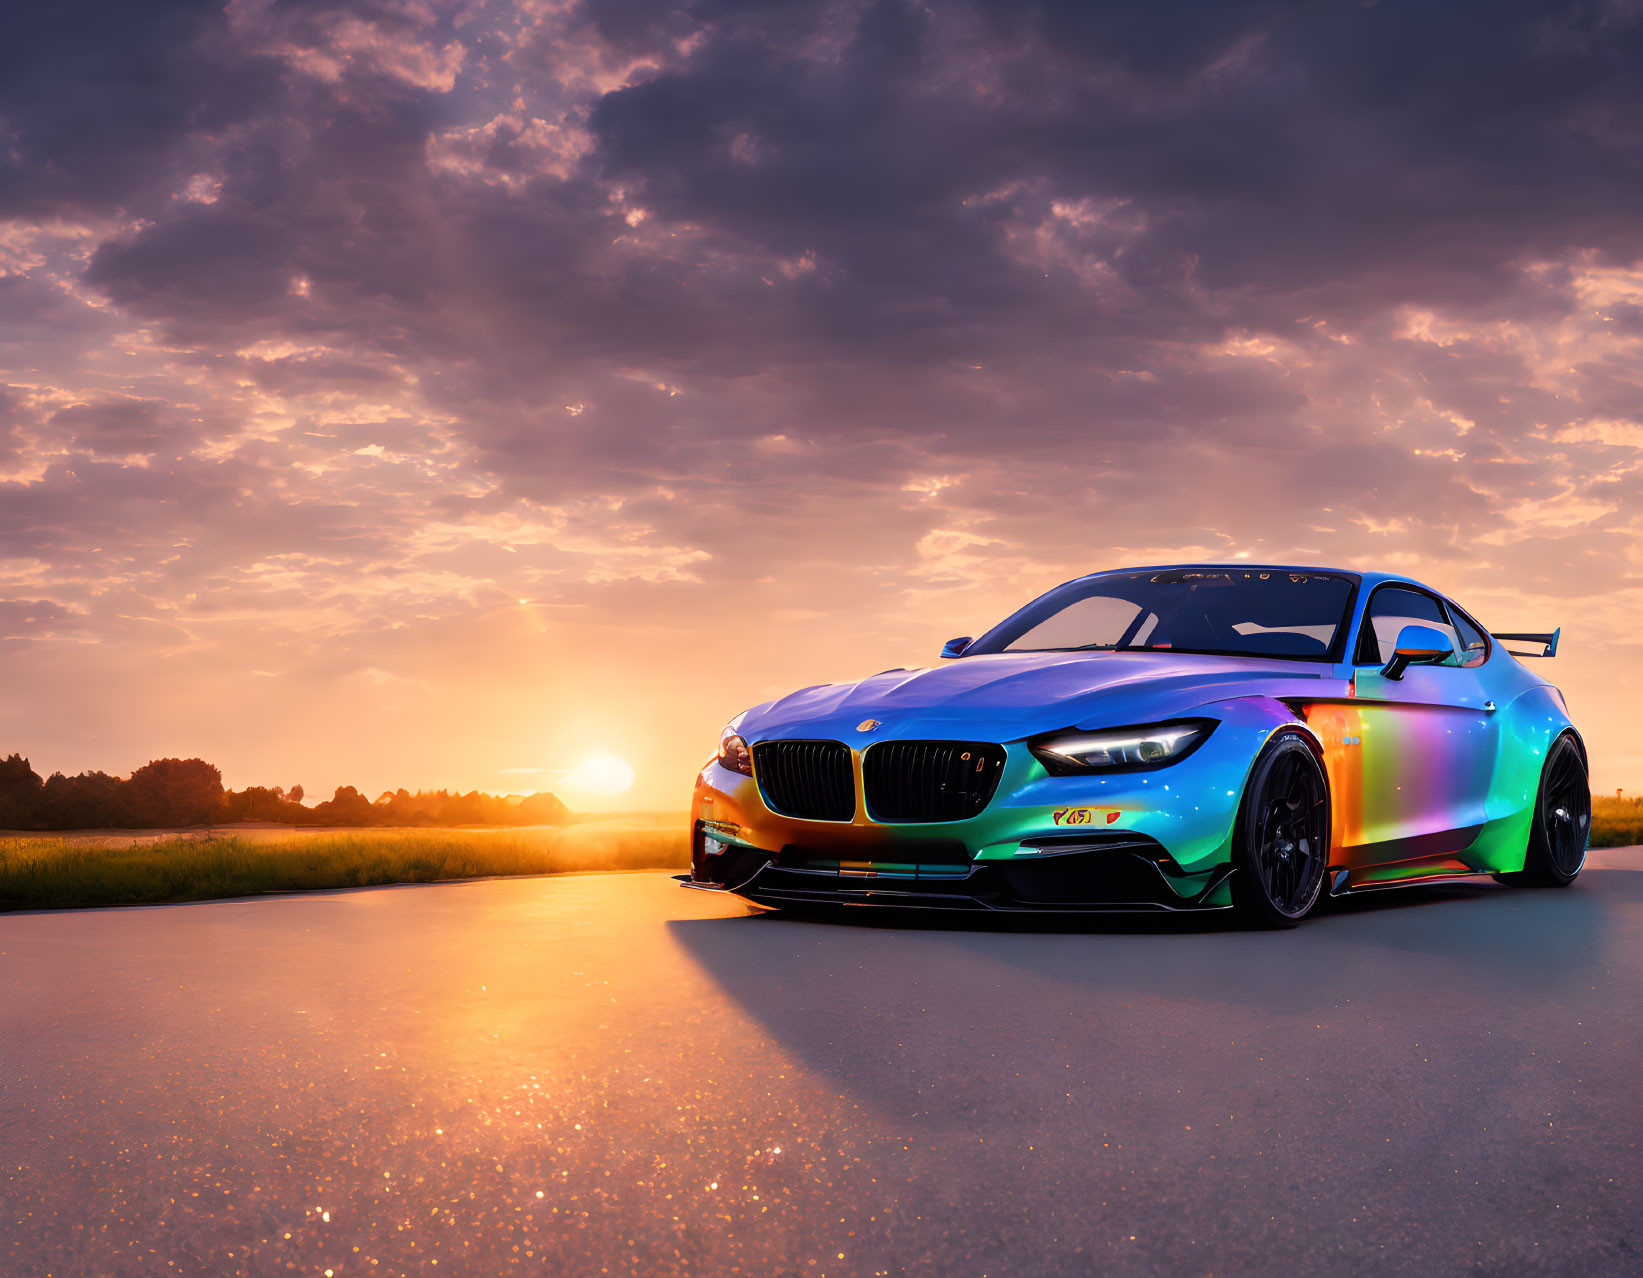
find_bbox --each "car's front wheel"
[1497,732,1589,888]
[1230,732,1330,928]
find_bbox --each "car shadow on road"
[667,867,1634,1121]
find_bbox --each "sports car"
[678,565,1590,926]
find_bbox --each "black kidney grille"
[752,740,856,821]
[863,741,1007,822]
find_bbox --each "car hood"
[738,650,1345,744]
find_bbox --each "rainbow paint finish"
[680,565,1588,922]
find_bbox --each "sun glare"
[560,753,636,797]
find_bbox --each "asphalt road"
[3,852,1640,1277]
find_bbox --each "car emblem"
[856,718,882,733]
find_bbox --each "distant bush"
[0,753,571,831]
[0,754,45,827]
[126,758,224,826]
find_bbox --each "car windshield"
[967,568,1358,661]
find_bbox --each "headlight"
[1030,719,1215,774]
[717,726,753,776]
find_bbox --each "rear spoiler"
[1493,628,1559,658]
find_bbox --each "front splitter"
[675,852,1235,914]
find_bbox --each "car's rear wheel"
[1230,732,1330,928]
[1497,733,1589,888]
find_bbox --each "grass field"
[0,817,688,912]
[1592,795,1643,848]
[1,802,1636,912]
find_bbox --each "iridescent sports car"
[678,566,1590,927]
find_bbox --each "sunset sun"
[560,754,636,799]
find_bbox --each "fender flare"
[1201,695,1332,859]
[1212,693,1326,760]
[1486,685,1585,828]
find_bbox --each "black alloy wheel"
[1231,733,1331,928]
[1499,733,1589,887]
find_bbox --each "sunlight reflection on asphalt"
[3,855,1640,1276]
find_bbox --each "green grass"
[1592,795,1643,849]
[0,822,689,912]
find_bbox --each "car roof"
[1061,563,1459,601]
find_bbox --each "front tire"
[1230,732,1330,929]
[1498,733,1589,887]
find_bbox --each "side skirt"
[1328,825,1494,897]
[1328,865,1497,897]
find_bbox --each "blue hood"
[739,650,1345,745]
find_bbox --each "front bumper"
[677,833,1235,912]
[684,719,1274,912]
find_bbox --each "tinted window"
[1006,594,1144,652]
[970,569,1357,661]
[1357,586,1454,664]
[1447,603,1490,668]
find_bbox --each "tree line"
[0,755,571,831]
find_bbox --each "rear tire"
[1230,732,1330,929]
[1497,733,1589,887]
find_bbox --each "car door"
[1342,584,1500,866]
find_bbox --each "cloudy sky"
[2,0,1641,808]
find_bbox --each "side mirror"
[940,636,973,660]
[1381,624,1454,680]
